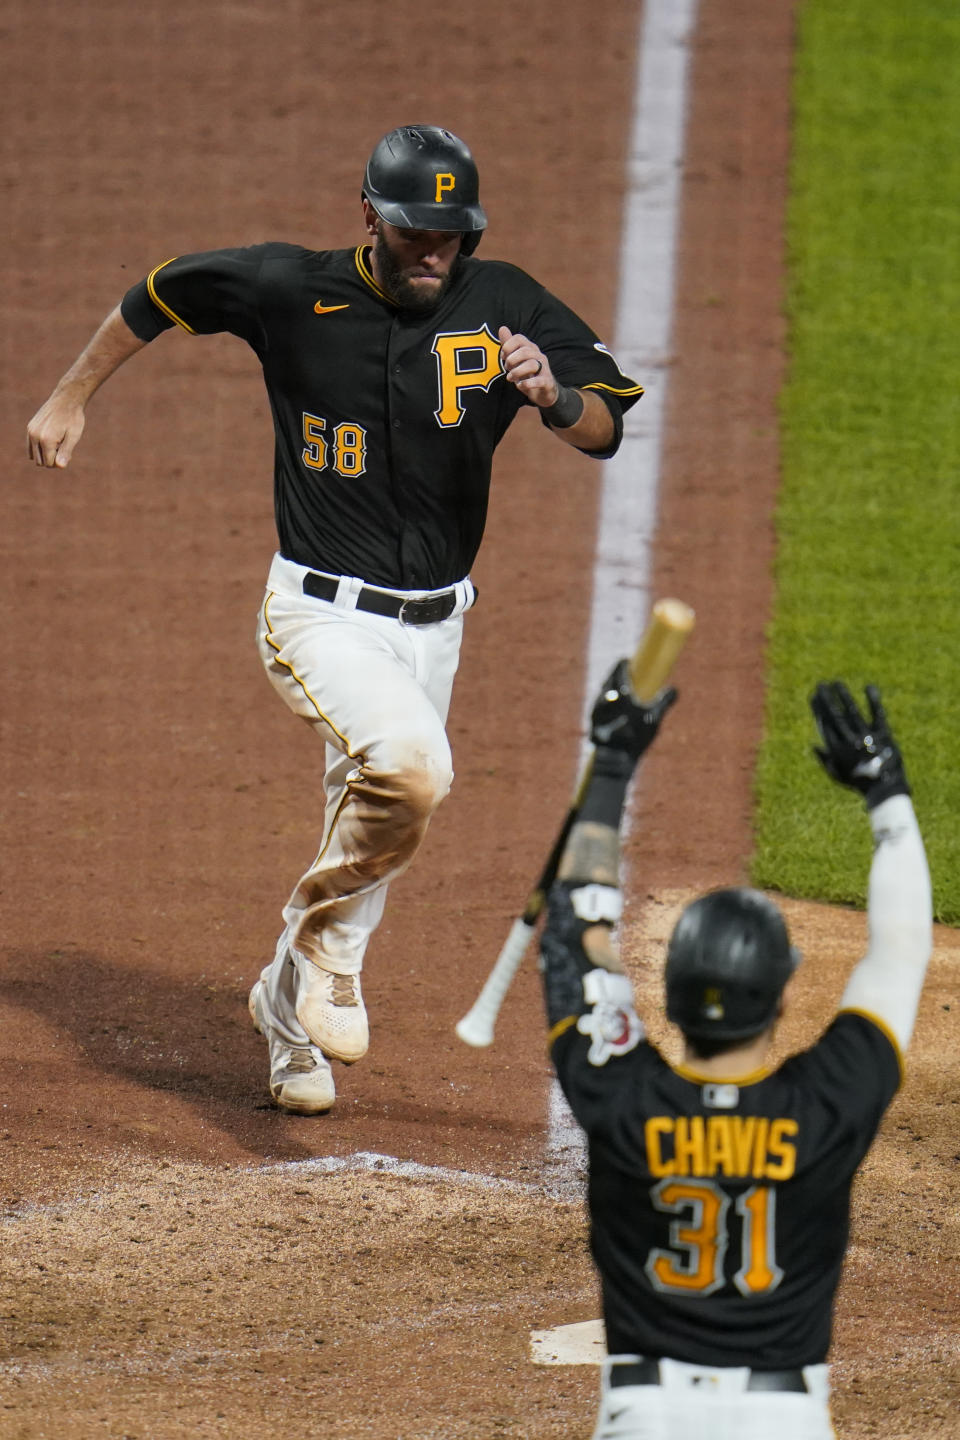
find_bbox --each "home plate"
[530,1319,606,1365]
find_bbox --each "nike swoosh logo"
[314,301,350,315]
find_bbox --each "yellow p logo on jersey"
[432,325,503,427]
[435,172,456,202]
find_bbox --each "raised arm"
[540,663,677,1046]
[810,681,932,1054]
[26,305,148,469]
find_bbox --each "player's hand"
[498,326,557,406]
[590,659,678,759]
[26,391,86,468]
[810,681,910,809]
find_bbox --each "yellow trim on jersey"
[837,1006,905,1085]
[548,1014,579,1047]
[354,245,395,305]
[146,258,197,334]
[584,380,646,398]
[349,249,649,395]
[671,1061,772,1086]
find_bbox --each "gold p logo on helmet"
[434,172,456,202]
[702,987,725,1020]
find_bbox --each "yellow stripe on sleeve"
[583,381,646,398]
[548,1014,579,1048]
[837,1007,906,1086]
[146,258,197,334]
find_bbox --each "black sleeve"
[119,244,279,348]
[121,279,176,341]
[525,285,644,458]
[540,882,597,1033]
[796,1011,902,1128]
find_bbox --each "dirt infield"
[1,1,957,1436]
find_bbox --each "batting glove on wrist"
[810,680,910,809]
[590,659,678,760]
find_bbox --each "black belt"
[609,1358,808,1393]
[302,571,470,626]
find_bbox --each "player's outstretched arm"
[810,681,932,1054]
[27,305,148,469]
[538,672,676,1097]
[498,325,615,452]
[541,671,677,1023]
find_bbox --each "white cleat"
[249,980,336,1115]
[295,962,369,1064]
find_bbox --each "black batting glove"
[810,681,910,810]
[590,659,678,760]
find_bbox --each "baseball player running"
[538,671,931,1439]
[26,125,643,1115]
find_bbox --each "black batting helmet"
[665,888,799,1043]
[362,125,488,255]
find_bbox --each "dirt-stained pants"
[255,553,472,1008]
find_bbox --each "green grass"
[751,0,960,922]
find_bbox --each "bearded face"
[371,220,463,313]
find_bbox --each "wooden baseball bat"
[454,598,695,1048]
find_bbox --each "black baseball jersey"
[542,891,902,1370]
[120,244,643,590]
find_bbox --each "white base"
[530,1319,607,1366]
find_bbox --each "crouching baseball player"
[538,673,932,1439]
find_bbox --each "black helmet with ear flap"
[665,888,800,1043]
[362,125,488,255]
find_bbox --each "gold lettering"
[731,1116,758,1174]
[705,1117,736,1177]
[764,1119,798,1179]
[645,1117,675,1177]
[435,171,456,202]
[644,1115,798,1182]
[432,326,504,427]
[674,1116,706,1177]
[751,1118,771,1178]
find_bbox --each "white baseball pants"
[254,553,472,1040]
[592,1358,834,1440]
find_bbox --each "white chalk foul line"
[587,0,700,701]
[545,0,701,1189]
[0,1149,583,1231]
[265,1149,582,1200]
